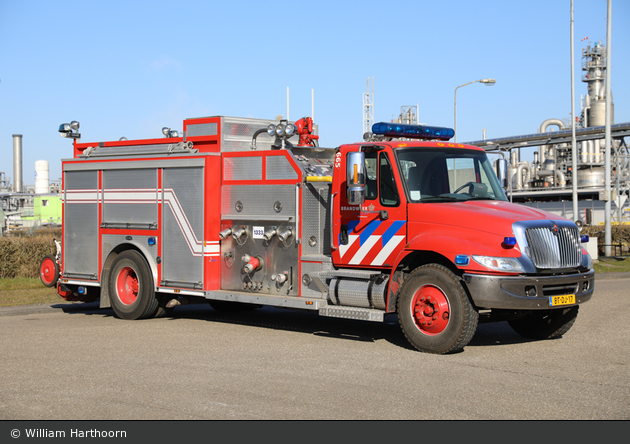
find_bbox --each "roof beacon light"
[59,121,81,139]
[371,122,455,141]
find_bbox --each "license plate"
[549,294,576,306]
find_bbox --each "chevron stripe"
[65,188,219,257]
[340,220,406,266]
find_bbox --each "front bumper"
[462,269,594,310]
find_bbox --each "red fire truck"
[40,116,594,354]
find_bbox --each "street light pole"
[454,78,496,142]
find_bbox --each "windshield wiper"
[419,196,462,202]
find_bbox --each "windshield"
[395,147,507,203]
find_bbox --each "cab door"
[332,147,407,268]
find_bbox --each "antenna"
[363,77,374,136]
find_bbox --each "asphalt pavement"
[0,271,628,421]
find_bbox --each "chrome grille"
[525,226,582,269]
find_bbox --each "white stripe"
[104,190,156,204]
[67,188,211,258]
[163,189,204,256]
[205,244,220,253]
[349,235,380,265]
[339,235,359,258]
[65,190,99,203]
[371,235,405,266]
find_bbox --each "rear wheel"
[109,250,158,320]
[508,306,579,340]
[398,264,478,354]
[39,255,59,288]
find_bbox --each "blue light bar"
[372,122,455,141]
[581,235,589,243]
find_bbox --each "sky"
[1,0,628,184]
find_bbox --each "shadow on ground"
[52,300,538,353]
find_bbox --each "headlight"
[472,255,524,273]
[582,250,593,269]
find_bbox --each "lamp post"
[454,78,496,142]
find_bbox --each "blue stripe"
[347,220,360,234]
[381,220,406,246]
[359,220,381,246]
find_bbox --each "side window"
[365,151,378,200]
[379,153,400,206]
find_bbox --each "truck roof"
[339,141,486,152]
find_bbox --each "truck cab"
[329,123,593,353]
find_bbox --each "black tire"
[208,300,262,312]
[39,255,59,288]
[397,264,479,354]
[108,250,158,320]
[508,306,579,340]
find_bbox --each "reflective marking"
[381,220,406,245]
[339,235,359,258]
[349,235,380,265]
[359,220,381,245]
[65,188,219,257]
[372,235,405,266]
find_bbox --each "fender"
[385,227,522,312]
[402,226,521,266]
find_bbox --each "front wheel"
[397,264,478,354]
[508,306,579,340]
[109,250,158,320]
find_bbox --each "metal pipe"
[571,0,578,222]
[555,169,567,188]
[604,0,612,256]
[514,162,532,189]
[537,119,565,164]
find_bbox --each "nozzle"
[277,228,293,243]
[219,228,232,240]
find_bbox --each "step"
[319,305,385,322]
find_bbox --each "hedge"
[0,228,61,279]
[582,225,630,256]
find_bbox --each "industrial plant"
[0,134,62,235]
[2,35,628,255]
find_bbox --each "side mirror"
[346,151,366,206]
[496,158,509,190]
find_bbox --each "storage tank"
[35,160,49,194]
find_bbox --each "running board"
[319,306,385,322]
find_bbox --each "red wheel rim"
[116,266,139,305]
[411,285,450,335]
[40,257,56,285]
